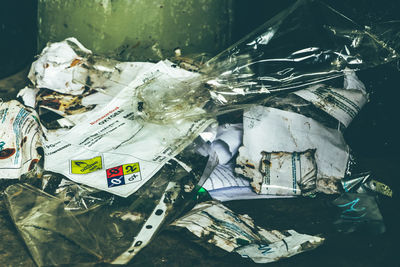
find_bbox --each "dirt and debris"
[0,0,399,266]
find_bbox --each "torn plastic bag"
[0,100,42,179]
[204,0,399,107]
[332,173,391,234]
[170,201,324,264]
[332,193,385,234]
[41,59,214,197]
[236,106,349,194]
[342,172,393,197]
[131,70,209,124]
[4,143,210,266]
[54,178,114,211]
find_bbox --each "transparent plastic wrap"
[204,0,399,108]
[332,193,385,234]
[116,0,399,125]
[4,143,210,266]
[331,172,392,234]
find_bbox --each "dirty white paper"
[238,106,349,194]
[17,87,39,108]
[28,37,92,95]
[203,164,294,201]
[171,201,324,263]
[294,70,368,128]
[0,100,42,179]
[42,61,212,197]
[235,230,324,264]
[211,123,243,165]
[236,150,317,195]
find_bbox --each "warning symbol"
[107,175,125,187]
[71,156,102,174]
[123,163,140,175]
[106,165,123,178]
[106,162,142,188]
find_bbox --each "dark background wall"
[0,0,37,78]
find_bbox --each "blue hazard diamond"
[107,175,126,188]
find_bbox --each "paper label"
[106,163,142,188]
[70,156,103,174]
[42,61,212,197]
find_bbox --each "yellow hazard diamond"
[123,163,140,175]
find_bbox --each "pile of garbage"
[0,0,397,265]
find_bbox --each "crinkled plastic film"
[4,143,210,266]
[204,0,399,107]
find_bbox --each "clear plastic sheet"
[342,172,393,197]
[331,172,392,234]
[4,143,210,266]
[332,193,385,234]
[203,0,399,108]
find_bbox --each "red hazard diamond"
[106,165,123,178]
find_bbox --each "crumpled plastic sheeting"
[332,193,385,234]
[331,172,392,234]
[0,100,42,179]
[171,201,324,264]
[204,0,399,107]
[4,143,210,266]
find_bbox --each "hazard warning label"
[106,162,142,187]
[71,156,103,174]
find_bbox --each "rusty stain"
[44,63,49,68]
[9,187,24,198]
[20,136,28,147]
[0,148,16,159]
[262,159,271,165]
[28,159,39,171]
[245,163,255,169]
[70,58,81,67]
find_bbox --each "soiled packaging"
[39,58,212,197]
[236,106,349,194]
[236,150,317,195]
[171,201,324,264]
[4,144,210,266]
[0,100,42,179]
